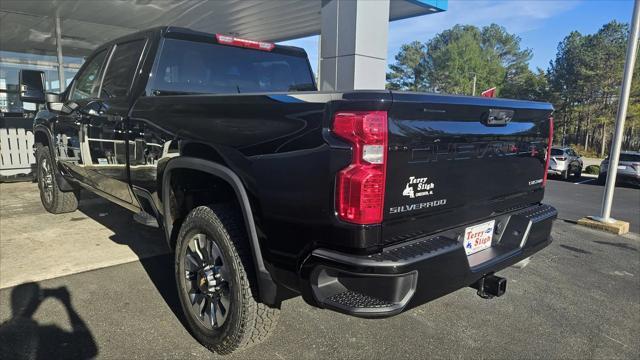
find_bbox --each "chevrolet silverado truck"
[20,27,557,354]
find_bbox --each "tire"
[175,204,279,354]
[36,146,79,214]
[573,166,582,180]
[597,173,606,185]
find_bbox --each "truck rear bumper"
[299,203,557,318]
[548,164,568,174]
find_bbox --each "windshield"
[551,149,564,156]
[151,38,316,95]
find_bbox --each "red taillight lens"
[215,34,275,51]
[543,116,554,187]
[333,111,388,224]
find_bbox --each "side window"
[100,39,146,98]
[69,50,107,100]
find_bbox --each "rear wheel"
[36,146,78,214]
[175,204,279,354]
[573,166,582,180]
[597,173,607,185]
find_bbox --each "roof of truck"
[93,26,308,58]
[163,26,308,56]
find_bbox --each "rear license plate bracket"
[463,220,495,256]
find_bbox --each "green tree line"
[387,22,640,156]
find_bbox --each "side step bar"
[312,267,418,318]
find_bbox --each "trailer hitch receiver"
[471,274,506,299]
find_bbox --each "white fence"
[0,127,35,178]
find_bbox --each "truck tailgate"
[383,92,553,243]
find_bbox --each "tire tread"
[177,204,279,354]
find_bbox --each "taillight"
[215,34,275,51]
[333,111,388,224]
[543,116,554,187]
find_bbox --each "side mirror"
[48,100,79,115]
[45,93,78,115]
[80,100,109,116]
[19,69,46,103]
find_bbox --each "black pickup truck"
[20,27,556,354]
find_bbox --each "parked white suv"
[548,147,583,180]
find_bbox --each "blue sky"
[280,0,634,74]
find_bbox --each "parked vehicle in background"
[19,27,557,355]
[598,151,640,187]
[547,146,583,180]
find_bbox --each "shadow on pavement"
[0,282,98,360]
[593,240,638,252]
[74,196,190,330]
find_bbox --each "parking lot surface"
[544,176,640,233]
[0,182,167,289]
[0,179,639,359]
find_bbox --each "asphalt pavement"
[0,179,638,359]
[544,176,640,233]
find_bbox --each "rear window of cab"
[150,38,315,95]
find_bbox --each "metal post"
[319,0,390,91]
[595,0,640,223]
[472,73,477,96]
[55,16,65,92]
[317,35,321,89]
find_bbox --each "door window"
[69,50,108,100]
[100,39,146,98]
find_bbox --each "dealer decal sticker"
[402,176,435,198]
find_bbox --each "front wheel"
[175,204,279,354]
[36,146,78,214]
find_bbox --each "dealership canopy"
[0,0,447,90]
